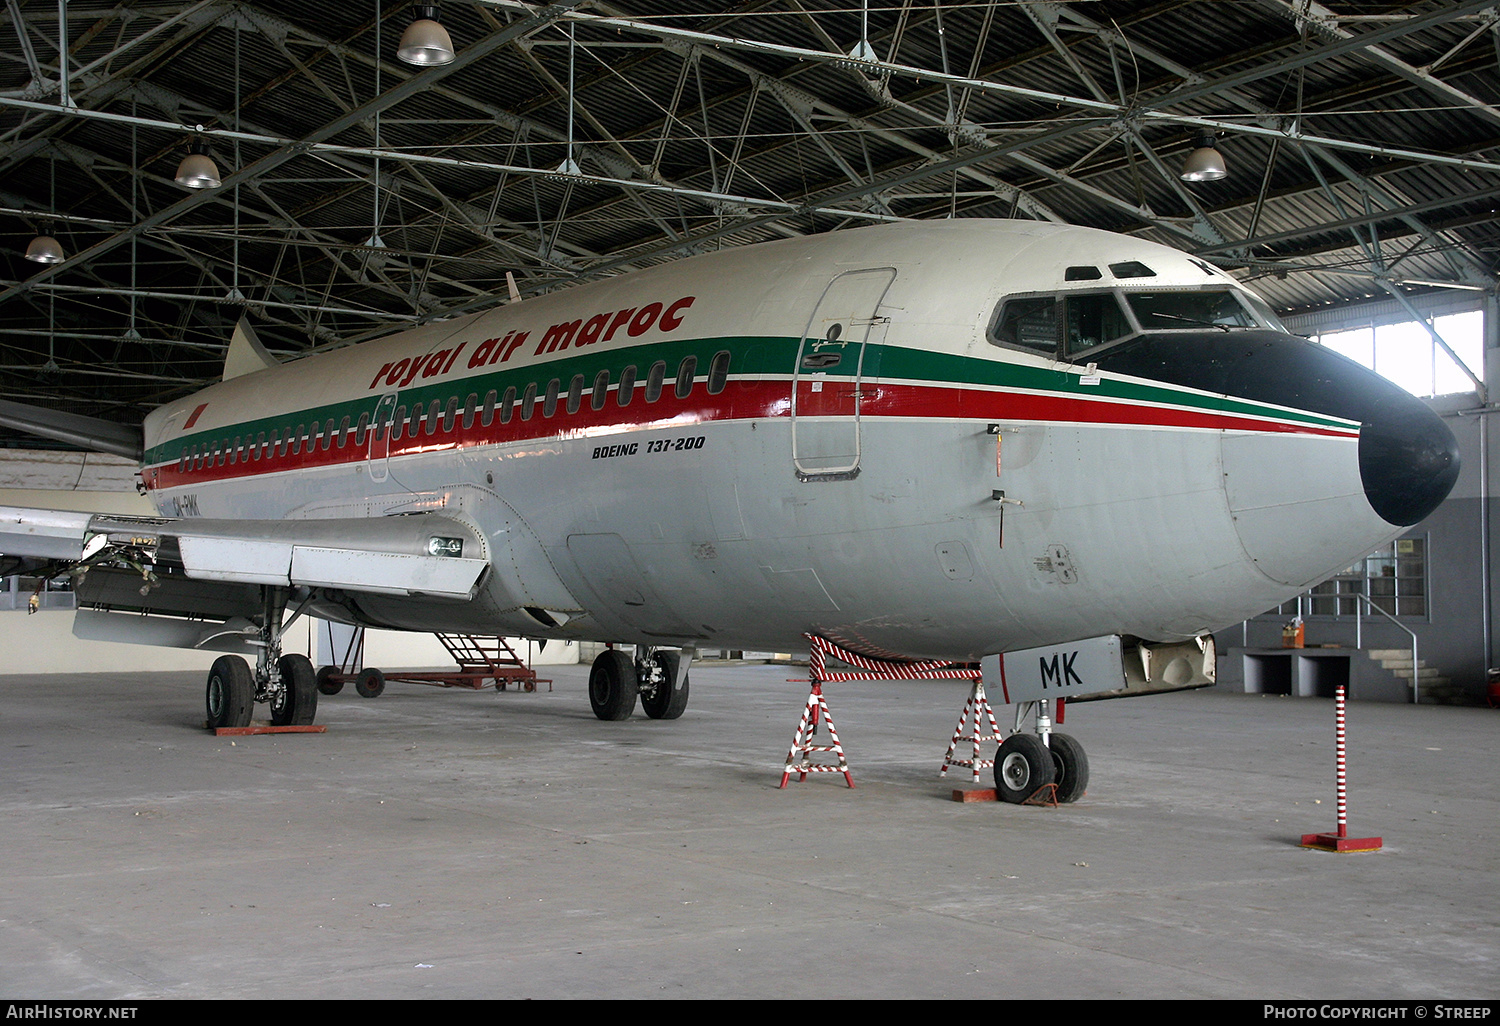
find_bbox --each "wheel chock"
[950,787,999,802]
[210,724,328,736]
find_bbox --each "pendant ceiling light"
[27,156,64,264]
[1180,130,1227,182]
[175,128,222,189]
[398,6,456,66]
[25,231,64,264]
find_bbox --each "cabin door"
[791,267,895,479]
[367,392,398,483]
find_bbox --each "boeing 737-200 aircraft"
[0,219,1460,802]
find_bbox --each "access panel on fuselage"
[792,267,895,479]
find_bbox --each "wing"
[0,505,489,652]
[0,504,488,599]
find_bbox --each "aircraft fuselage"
[138,220,1458,661]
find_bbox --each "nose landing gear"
[993,699,1089,804]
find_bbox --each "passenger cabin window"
[426,400,441,436]
[481,389,498,427]
[443,397,458,432]
[521,383,537,421]
[645,361,667,403]
[500,386,516,424]
[591,369,609,411]
[463,393,478,430]
[707,351,730,394]
[543,379,560,418]
[617,365,636,406]
[567,374,585,415]
[675,356,697,399]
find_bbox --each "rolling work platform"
[315,628,551,698]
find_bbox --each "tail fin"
[222,316,278,381]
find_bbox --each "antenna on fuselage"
[505,271,522,305]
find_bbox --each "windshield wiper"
[1145,312,1234,331]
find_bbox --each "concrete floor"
[1,663,1496,1000]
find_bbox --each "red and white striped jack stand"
[1301,684,1382,853]
[779,635,983,789]
[940,679,1002,783]
[779,679,855,788]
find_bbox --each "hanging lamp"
[397,6,455,66]
[1180,130,1227,182]
[175,127,222,189]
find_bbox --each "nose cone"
[1093,329,1461,529]
[1358,395,1460,526]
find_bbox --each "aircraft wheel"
[588,650,638,720]
[994,734,1056,803]
[315,665,344,696]
[1047,732,1089,804]
[355,667,386,698]
[206,655,254,729]
[272,654,319,726]
[641,651,689,720]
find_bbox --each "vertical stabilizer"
[222,316,279,381]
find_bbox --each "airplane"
[0,218,1460,803]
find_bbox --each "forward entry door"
[791,267,896,479]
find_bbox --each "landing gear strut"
[993,698,1088,804]
[588,646,692,721]
[202,586,318,729]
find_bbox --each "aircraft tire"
[589,650,638,720]
[641,651,689,720]
[355,667,386,698]
[272,654,319,726]
[205,655,254,729]
[1047,732,1089,804]
[994,733,1056,803]
[315,665,344,695]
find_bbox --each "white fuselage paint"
[138,221,1396,660]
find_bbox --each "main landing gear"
[993,698,1089,804]
[588,646,691,721]
[204,586,319,729]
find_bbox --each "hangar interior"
[1,0,1498,700]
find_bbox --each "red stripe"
[146,378,1354,491]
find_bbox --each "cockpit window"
[1126,290,1258,330]
[992,292,1131,357]
[993,297,1058,354]
[1065,293,1132,356]
[1109,261,1156,279]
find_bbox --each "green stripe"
[144,335,1353,465]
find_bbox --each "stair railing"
[1354,593,1420,705]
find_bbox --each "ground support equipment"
[940,679,1003,783]
[211,725,328,736]
[1301,684,1382,853]
[316,632,550,696]
[780,634,982,789]
[780,679,854,788]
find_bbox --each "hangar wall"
[1218,295,1497,703]
[0,449,579,674]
